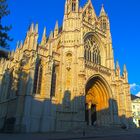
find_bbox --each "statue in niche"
[66,53,72,71]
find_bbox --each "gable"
[82,1,97,25]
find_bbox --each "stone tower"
[0,0,133,132]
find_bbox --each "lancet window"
[33,59,43,94]
[72,0,76,11]
[50,64,57,97]
[103,19,107,31]
[100,19,107,31]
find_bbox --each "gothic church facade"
[0,0,133,132]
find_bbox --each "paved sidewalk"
[47,128,140,140]
[0,128,140,140]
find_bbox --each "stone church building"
[0,0,133,132]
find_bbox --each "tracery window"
[84,36,101,65]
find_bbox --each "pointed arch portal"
[85,75,113,126]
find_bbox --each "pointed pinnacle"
[41,27,47,45]
[49,31,53,39]
[30,23,34,33]
[116,61,120,69]
[1,58,4,63]
[100,4,107,17]
[55,21,59,31]
[123,64,127,73]
[35,23,38,33]
[19,41,23,48]
[43,27,46,36]
[11,51,14,58]
[16,41,20,49]
[88,0,91,3]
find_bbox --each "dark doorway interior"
[85,103,89,125]
[91,104,97,125]
[2,117,16,132]
[85,104,97,126]
[138,120,140,127]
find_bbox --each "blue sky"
[2,0,140,95]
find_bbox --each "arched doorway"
[85,75,112,127]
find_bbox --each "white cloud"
[130,83,140,90]
[136,92,140,97]
[130,83,140,95]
